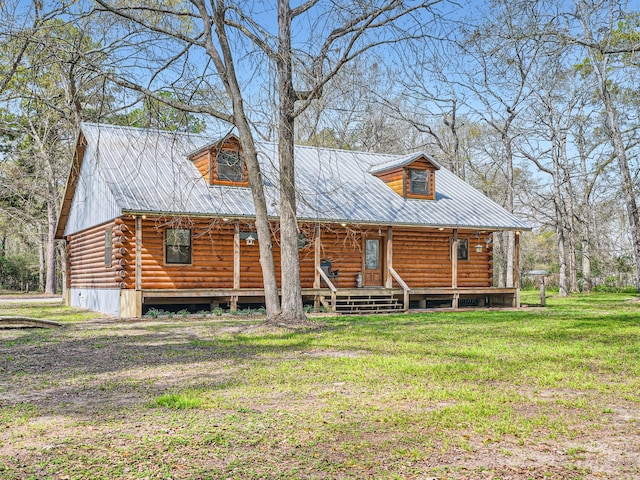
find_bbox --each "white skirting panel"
[69,288,120,316]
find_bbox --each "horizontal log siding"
[457,232,493,287]
[392,228,452,287]
[140,218,236,289]
[69,217,494,292]
[191,150,210,180]
[239,228,283,289]
[67,220,132,289]
[392,228,492,288]
[308,225,368,288]
[375,168,404,196]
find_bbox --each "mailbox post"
[526,270,548,306]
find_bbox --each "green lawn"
[1,292,639,479]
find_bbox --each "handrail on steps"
[388,266,410,292]
[389,266,410,311]
[316,265,337,312]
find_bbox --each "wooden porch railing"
[316,265,337,312]
[388,266,410,311]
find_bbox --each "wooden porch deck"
[140,286,519,313]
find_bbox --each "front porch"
[128,286,519,316]
[116,220,523,317]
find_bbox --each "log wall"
[67,217,494,291]
[384,228,492,288]
[67,218,135,289]
[139,218,237,289]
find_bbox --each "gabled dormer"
[189,135,249,187]
[370,152,440,200]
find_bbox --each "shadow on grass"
[1,293,639,417]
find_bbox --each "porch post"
[452,228,459,309]
[132,216,143,317]
[385,226,393,288]
[314,223,321,312]
[135,216,142,291]
[314,224,321,289]
[514,230,521,307]
[232,220,239,312]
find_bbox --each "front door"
[364,237,384,286]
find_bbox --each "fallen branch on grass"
[0,317,63,328]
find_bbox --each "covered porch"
[119,222,522,317]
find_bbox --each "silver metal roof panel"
[80,123,530,231]
[368,151,442,174]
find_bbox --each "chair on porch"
[320,259,339,287]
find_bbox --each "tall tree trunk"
[0,231,4,289]
[579,4,640,292]
[504,136,515,288]
[45,196,57,294]
[559,132,579,292]
[38,223,45,291]
[276,0,305,322]
[600,89,640,291]
[581,236,592,291]
[556,214,568,296]
[578,136,592,292]
[551,135,568,296]
[235,121,282,318]
[208,1,282,317]
[59,242,68,299]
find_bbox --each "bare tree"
[1,9,113,293]
[89,0,445,322]
[455,0,544,287]
[572,0,640,291]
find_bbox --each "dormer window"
[217,151,244,182]
[409,169,430,196]
[189,136,249,187]
[370,152,439,201]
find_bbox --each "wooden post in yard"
[539,274,546,307]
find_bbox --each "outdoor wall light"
[245,234,256,246]
[474,232,483,253]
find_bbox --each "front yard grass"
[1,292,639,479]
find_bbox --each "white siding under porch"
[69,288,120,317]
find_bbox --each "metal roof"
[73,123,530,231]
[368,151,442,174]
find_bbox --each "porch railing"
[316,265,337,312]
[388,266,410,311]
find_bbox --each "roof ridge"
[80,122,219,141]
[291,141,401,158]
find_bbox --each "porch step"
[333,294,404,315]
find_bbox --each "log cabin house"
[55,123,530,317]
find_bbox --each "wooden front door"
[363,237,384,286]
